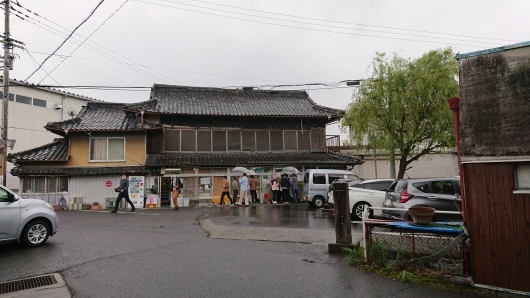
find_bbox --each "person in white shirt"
[238,173,249,207]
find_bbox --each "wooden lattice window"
[212,131,227,151]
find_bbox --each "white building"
[1,78,97,190]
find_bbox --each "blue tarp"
[386,221,463,235]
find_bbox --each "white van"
[303,169,361,207]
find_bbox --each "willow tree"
[343,48,459,179]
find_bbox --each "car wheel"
[313,196,325,208]
[21,220,50,247]
[352,202,371,221]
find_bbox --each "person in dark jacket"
[280,173,291,204]
[111,173,135,213]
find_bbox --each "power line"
[37,0,130,84]
[132,0,502,48]
[147,0,508,46]
[14,1,176,85]
[27,50,298,84]
[170,0,520,44]
[14,11,174,85]
[25,0,106,81]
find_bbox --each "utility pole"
[2,0,10,186]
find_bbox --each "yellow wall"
[68,134,146,166]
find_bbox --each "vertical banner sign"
[129,176,145,209]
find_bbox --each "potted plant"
[91,202,101,210]
[408,206,435,225]
[82,203,92,210]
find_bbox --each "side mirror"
[7,192,15,202]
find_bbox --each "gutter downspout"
[448,97,470,276]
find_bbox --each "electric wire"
[27,50,298,84]
[11,10,174,85]
[146,0,508,46]
[37,0,131,84]
[13,1,176,85]
[24,0,106,81]
[166,0,519,44]
[132,0,501,48]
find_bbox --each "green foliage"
[343,48,459,178]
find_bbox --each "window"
[197,131,211,151]
[270,131,283,151]
[212,131,226,151]
[242,131,255,151]
[328,175,342,185]
[22,176,68,193]
[430,180,456,195]
[298,131,310,151]
[227,131,241,151]
[284,131,297,151]
[256,131,270,151]
[89,137,125,161]
[165,129,180,151]
[412,181,429,193]
[181,130,196,151]
[516,164,530,190]
[352,183,365,189]
[313,174,326,184]
[33,98,47,108]
[0,188,8,202]
[365,181,393,191]
[16,95,31,105]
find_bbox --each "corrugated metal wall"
[69,175,125,208]
[463,163,530,292]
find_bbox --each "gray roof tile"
[11,166,150,176]
[126,85,344,119]
[8,138,69,162]
[146,152,362,167]
[45,102,162,133]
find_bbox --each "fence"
[21,192,68,206]
[361,207,466,275]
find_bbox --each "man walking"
[249,175,258,204]
[171,172,183,210]
[111,173,135,213]
[238,173,249,207]
[218,176,233,206]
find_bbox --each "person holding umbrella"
[280,173,291,204]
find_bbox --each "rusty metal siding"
[463,163,530,292]
[459,47,530,157]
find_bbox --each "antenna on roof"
[67,107,77,118]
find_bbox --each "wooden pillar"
[328,182,355,254]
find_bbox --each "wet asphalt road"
[0,204,480,298]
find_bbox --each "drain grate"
[0,274,58,294]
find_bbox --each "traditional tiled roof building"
[9,85,362,207]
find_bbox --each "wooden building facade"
[457,42,530,294]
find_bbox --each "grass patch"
[342,241,471,292]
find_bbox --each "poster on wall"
[129,176,145,209]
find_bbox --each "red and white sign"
[105,180,113,187]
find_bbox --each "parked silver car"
[382,178,463,222]
[0,185,58,247]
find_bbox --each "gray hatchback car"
[0,185,59,247]
[382,178,462,222]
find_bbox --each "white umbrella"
[281,166,299,174]
[232,166,249,173]
[245,169,257,175]
[270,172,282,180]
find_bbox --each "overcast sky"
[5,0,530,135]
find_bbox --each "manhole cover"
[0,274,58,294]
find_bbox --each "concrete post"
[328,182,355,254]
